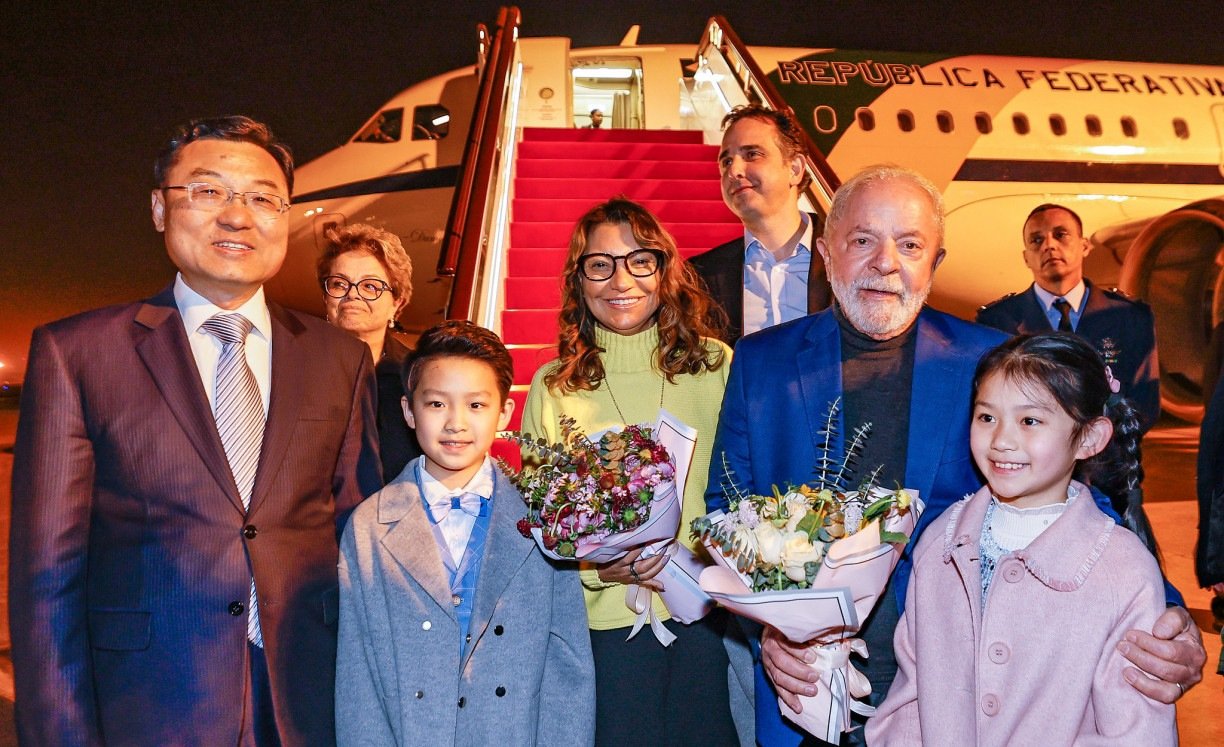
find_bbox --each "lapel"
[722,238,746,342]
[133,288,244,514]
[906,309,971,498]
[463,470,534,667]
[1074,279,1109,337]
[804,212,831,314]
[248,302,307,515]
[795,311,845,460]
[1017,286,1053,334]
[377,469,456,616]
[943,488,989,629]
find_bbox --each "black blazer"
[376,334,421,482]
[688,212,830,346]
[975,279,1161,431]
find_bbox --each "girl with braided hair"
[869,332,1175,745]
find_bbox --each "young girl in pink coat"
[868,333,1176,746]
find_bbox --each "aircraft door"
[571,56,643,129]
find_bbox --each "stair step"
[512,198,738,224]
[505,277,563,309]
[508,345,558,381]
[515,178,724,201]
[522,127,705,144]
[503,310,561,345]
[508,247,720,278]
[518,141,717,162]
[516,159,718,180]
[512,222,739,250]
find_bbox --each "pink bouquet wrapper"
[698,493,924,742]
[531,410,714,644]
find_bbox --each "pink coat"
[867,482,1176,746]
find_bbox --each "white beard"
[830,273,931,340]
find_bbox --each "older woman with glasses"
[318,223,420,481]
[521,197,743,745]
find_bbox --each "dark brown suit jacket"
[9,287,382,745]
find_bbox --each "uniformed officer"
[976,203,1161,431]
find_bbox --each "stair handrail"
[697,15,841,211]
[438,5,521,321]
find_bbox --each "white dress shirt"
[417,456,495,567]
[174,273,272,415]
[742,214,814,336]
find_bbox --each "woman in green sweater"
[522,198,740,745]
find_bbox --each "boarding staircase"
[497,127,743,436]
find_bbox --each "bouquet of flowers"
[691,399,924,742]
[504,411,712,644]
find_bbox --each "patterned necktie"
[426,492,487,523]
[200,312,266,647]
[1052,298,1074,332]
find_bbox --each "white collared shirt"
[174,273,272,414]
[417,456,495,567]
[1032,280,1087,332]
[742,214,813,336]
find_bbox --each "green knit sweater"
[521,324,731,630]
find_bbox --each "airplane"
[265,9,1224,421]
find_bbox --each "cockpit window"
[412,105,451,140]
[354,108,404,143]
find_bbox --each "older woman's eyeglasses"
[322,276,394,301]
[578,249,664,281]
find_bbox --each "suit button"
[228,601,245,616]
[452,595,462,607]
[415,690,424,699]
[243,525,258,539]
[981,693,1000,716]
[465,634,472,643]
[988,642,1010,664]
[495,686,506,697]
[422,621,432,631]
[1002,561,1024,583]
[494,625,504,635]
[457,697,466,708]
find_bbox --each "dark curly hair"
[972,333,1159,556]
[154,115,294,193]
[544,197,727,393]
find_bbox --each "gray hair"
[823,164,945,246]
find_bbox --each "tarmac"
[0,407,1219,743]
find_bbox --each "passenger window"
[1049,114,1066,136]
[897,110,915,132]
[412,105,451,141]
[1085,115,1102,137]
[1121,116,1138,138]
[1012,113,1030,135]
[974,112,993,134]
[354,108,404,143]
[1173,118,1190,139]
[856,108,876,131]
[936,111,954,133]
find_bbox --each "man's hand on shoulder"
[1118,606,1205,703]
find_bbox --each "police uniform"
[976,279,1160,431]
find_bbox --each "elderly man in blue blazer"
[707,164,1206,746]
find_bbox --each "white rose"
[753,523,785,565]
[783,494,809,532]
[782,534,825,582]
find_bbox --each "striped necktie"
[200,312,266,647]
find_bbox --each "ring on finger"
[629,559,641,583]
[1175,682,1185,696]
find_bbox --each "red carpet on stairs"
[496,127,742,461]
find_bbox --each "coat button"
[415,690,424,699]
[981,693,1000,716]
[457,697,466,708]
[422,621,431,631]
[1002,561,1024,583]
[988,642,1010,664]
[228,601,245,616]
[494,625,504,635]
[243,525,258,539]
[452,595,462,607]
[495,686,506,697]
[465,634,472,643]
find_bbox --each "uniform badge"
[1098,337,1120,366]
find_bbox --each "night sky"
[4,0,1223,381]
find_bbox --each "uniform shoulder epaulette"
[978,292,1018,311]
[1099,285,1146,305]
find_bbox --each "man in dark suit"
[689,105,830,346]
[9,116,382,745]
[976,203,1160,430]
[709,167,1204,746]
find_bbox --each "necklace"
[602,374,666,424]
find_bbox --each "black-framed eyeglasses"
[578,249,664,281]
[163,182,290,217]
[322,276,394,301]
